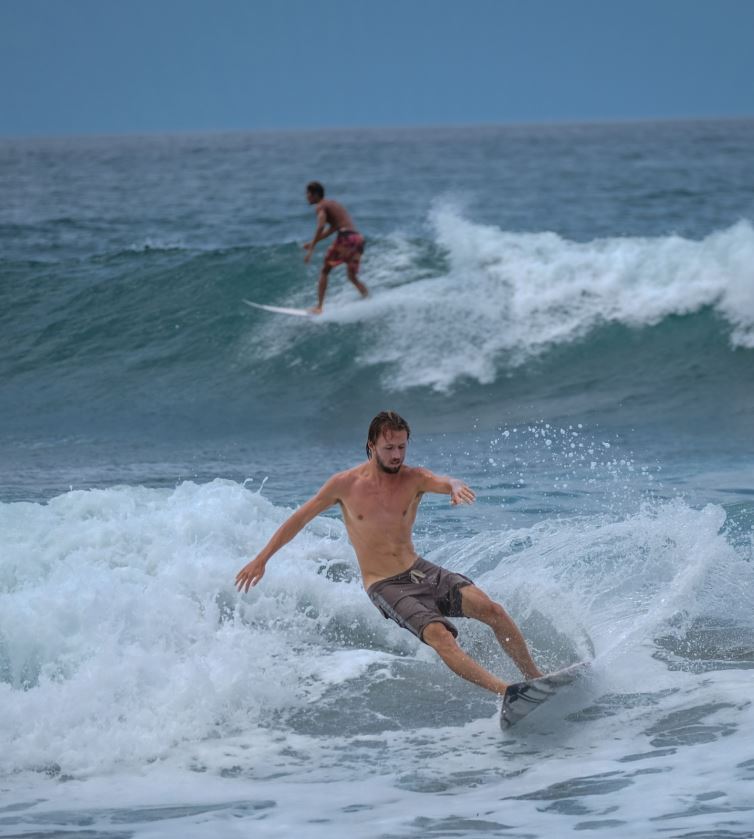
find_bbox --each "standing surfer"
[303,181,369,314]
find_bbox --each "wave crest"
[332,209,754,391]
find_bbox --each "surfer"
[303,181,369,314]
[236,411,543,695]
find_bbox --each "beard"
[375,452,402,474]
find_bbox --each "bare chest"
[341,484,421,528]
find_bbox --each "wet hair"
[306,181,325,199]
[366,411,411,458]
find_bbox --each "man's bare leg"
[422,622,509,694]
[347,264,369,298]
[460,585,543,680]
[310,265,331,314]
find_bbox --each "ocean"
[1,119,753,838]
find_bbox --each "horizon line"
[1,113,753,143]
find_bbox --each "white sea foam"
[0,480,370,774]
[2,479,751,773]
[1,479,753,835]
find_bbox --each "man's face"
[306,190,318,205]
[371,429,408,474]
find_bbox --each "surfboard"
[243,299,313,318]
[500,661,590,729]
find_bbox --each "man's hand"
[450,480,476,506]
[302,242,314,264]
[235,555,267,593]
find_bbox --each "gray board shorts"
[367,556,474,642]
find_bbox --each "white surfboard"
[243,299,313,318]
[500,661,590,729]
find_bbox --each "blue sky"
[1,0,753,136]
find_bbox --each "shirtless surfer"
[303,181,369,314]
[235,411,543,695]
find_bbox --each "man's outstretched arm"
[417,468,476,505]
[235,478,340,592]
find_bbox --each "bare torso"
[318,199,357,232]
[234,436,474,598]
[331,463,425,588]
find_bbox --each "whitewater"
[2,476,753,836]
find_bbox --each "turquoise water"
[1,120,753,837]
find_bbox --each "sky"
[1,0,753,137]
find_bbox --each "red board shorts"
[324,229,365,270]
[367,557,474,642]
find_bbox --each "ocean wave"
[2,216,752,429]
[241,211,754,405]
[0,479,750,774]
[336,208,754,390]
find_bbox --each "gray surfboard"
[501,661,590,728]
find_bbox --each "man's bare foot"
[308,305,323,315]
